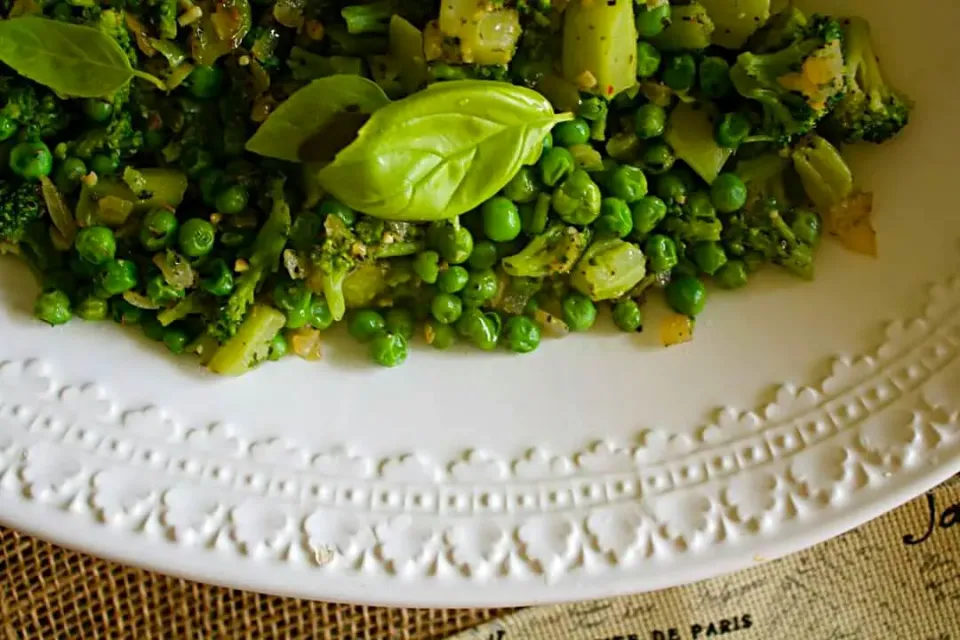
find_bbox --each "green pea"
[503,315,541,354]
[61,157,87,182]
[178,218,216,258]
[76,296,108,321]
[274,281,313,329]
[215,184,249,215]
[349,309,386,342]
[179,146,214,177]
[9,140,53,179]
[461,269,498,307]
[608,165,649,203]
[469,241,499,270]
[34,290,72,326]
[631,195,668,237]
[635,3,671,37]
[0,116,17,141]
[146,274,185,306]
[431,292,463,324]
[715,260,748,289]
[201,259,235,296]
[437,266,469,293]
[426,320,457,349]
[634,103,667,140]
[288,212,323,251]
[163,327,189,354]
[596,198,633,238]
[370,332,408,367]
[792,210,822,246]
[699,57,732,99]
[99,259,138,295]
[187,65,224,99]
[553,118,591,147]
[384,308,416,341]
[710,173,748,214]
[503,166,540,204]
[144,127,167,151]
[645,234,678,272]
[552,169,602,226]
[90,153,119,176]
[655,171,689,204]
[141,315,165,341]
[83,98,113,123]
[715,113,751,148]
[140,209,179,252]
[309,297,334,330]
[436,225,474,264]
[538,147,576,188]
[636,41,662,79]
[613,299,643,332]
[578,96,607,122]
[663,54,697,92]
[482,197,522,242]
[641,141,675,175]
[413,250,441,284]
[268,333,289,361]
[456,308,499,350]
[562,292,597,331]
[111,299,143,325]
[666,275,707,316]
[220,229,255,248]
[686,191,716,218]
[75,226,116,266]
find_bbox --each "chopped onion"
[122,291,161,310]
[124,12,158,57]
[661,313,694,347]
[153,251,197,289]
[290,327,322,360]
[97,196,135,225]
[533,308,569,337]
[283,249,308,280]
[39,176,77,246]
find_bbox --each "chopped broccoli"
[501,225,591,278]
[212,179,291,341]
[0,181,44,245]
[827,17,912,144]
[731,15,846,145]
[791,134,855,212]
[311,214,361,322]
[748,5,810,53]
[208,304,286,375]
[71,110,144,160]
[155,0,178,40]
[0,76,70,140]
[341,0,394,35]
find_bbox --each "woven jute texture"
[0,529,509,639]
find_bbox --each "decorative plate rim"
[2,273,959,606]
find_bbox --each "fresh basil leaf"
[314,80,573,222]
[245,75,391,163]
[0,16,163,97]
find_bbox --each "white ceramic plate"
[2,0,959,608]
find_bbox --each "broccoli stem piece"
[569,237,647,301]
[791,135,854,212]
[311,215,361,322]
[342,0,394,35]
[208,305,286,375]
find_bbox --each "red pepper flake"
[606,85,614,96]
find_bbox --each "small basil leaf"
[315,80,573,222]
[297,110,371,164]
[245,75,391,163]
[0,16,160,98]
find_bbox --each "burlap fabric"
[2,478,957,639]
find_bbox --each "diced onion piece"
[123,291,161,310]
[661,313,694,346]
[290,327,323,360]
[153,251,196,289]
[97,195,135,226]
[39,176,77,246]
[438,0,520,65]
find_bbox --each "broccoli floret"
[0,181,44,245]
[827,17,912,144]
[70,110,144,160]
[155,0,178,40]
[312,214,362,322]
[791,134,855,213]
[731,15,846,145]
[0,76,70,140]
[501,225,591,278]
[208,305,286,375]
[725,153,819,279]
[748,5,810,53]
[212,179,291,340]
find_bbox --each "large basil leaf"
[0,17,162,97]
[245,76,391,163]
[314,80,573,222]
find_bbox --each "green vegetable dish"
[0,0,912,374]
